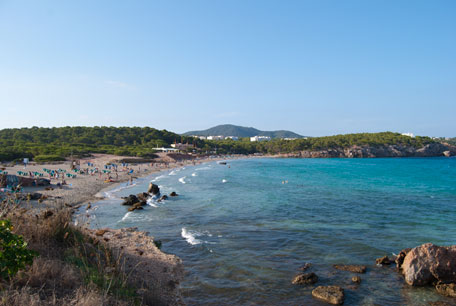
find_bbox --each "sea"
[87,157,456,305]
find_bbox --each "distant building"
[171,143,193,150]
[401,133,415,138]
[250,136,271,142]
[192,135,207,140]
[207,135,225,140]
[282,137,298,141]
[154,147,180,153]
[225,136,238,140]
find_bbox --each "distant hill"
[183,124,304,138]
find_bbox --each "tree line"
[0,127,435,162]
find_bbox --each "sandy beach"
[1,153,224,210]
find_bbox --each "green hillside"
[183,124,303,138]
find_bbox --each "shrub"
[33,154,66,162]
[0,219,38,279]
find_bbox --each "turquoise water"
[88,158,456,305]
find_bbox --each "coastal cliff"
[276,143,456,158]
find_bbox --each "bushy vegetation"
[0,219,38,280]
[203,132,435,155]
[444,137,456,146]
[0,126,197,161]
[0,127,436,161]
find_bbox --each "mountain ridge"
[183,124,304,138]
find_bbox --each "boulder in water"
[147,183,160,195]
[122,195,139,206]
[376,255,392,265]
[291,272,318,285]
[312,286,344,305]
[401,243,456,286]
[136,192,149,202]
[169,191,178,197]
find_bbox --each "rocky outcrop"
[312,286,344,305]
[333,264,366,273]
[147,183,160,195]
[291,272,318,285]
[169,191,178,197]
[276,143,456,159]
[86,227,184,306]
[122,195,139,206]
[136,192,149,202]
[401,243,456,286]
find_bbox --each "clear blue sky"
[0,0,455,137]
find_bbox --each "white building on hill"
[250,136,271,142]
[401,132,415,138]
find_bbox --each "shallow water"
[88,158,456,305]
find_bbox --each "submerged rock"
[128,202,145,212]
[435,283,456,297]
[376,255,392,265]
[352,276,361,284]
[333,264,366,273]
[401,243,456,286]
[291,272,318,285]
[429,302,453,306]
[147,183,160,195]
[312,286,344,305]
[158,195,168,202]
[299,262,312,271]
[169,191,178,197]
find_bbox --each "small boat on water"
[218,161,227,165]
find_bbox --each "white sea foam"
[222,179,227,183]
[105,182,137,198]
[196,166,210,171]
[151,175,166,182]
[179,176,186,184]
[191,173,197,177]
[146,197,158,207]
[181,228,202,245]
[169,170,177,176]
[121,212,132,222]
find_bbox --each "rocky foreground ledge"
[85,227,185,306]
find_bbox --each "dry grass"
[0,197,150,305]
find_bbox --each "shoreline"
[1,153,249,305]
